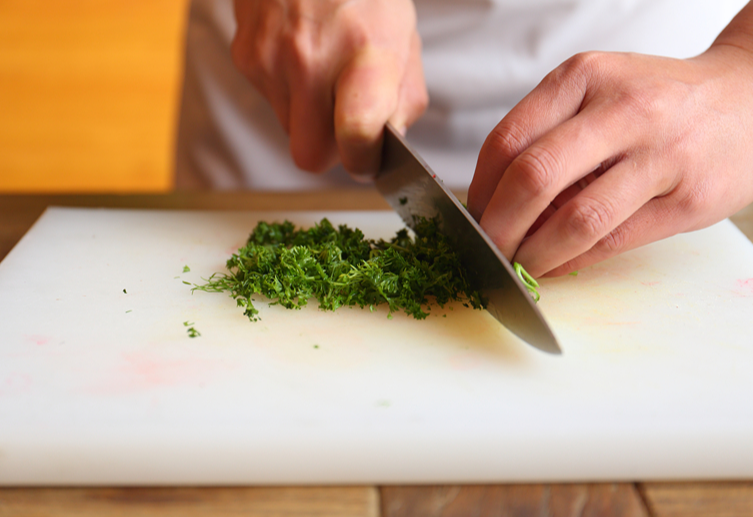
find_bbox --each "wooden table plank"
[0,487,379,517]
[640,482,753,517]
[381,484,649,517]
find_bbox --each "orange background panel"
[0,0,188,193]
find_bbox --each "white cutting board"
[1,207,753,485]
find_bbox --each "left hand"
[467,41,753,278]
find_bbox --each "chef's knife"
[375,123,561,354]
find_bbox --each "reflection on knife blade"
[375,123,561,354]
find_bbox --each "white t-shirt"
[175,0,747,190]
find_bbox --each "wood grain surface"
[640,482,753,517]
[381,484,649,517]
[2,192,753,517]
[0,0,187,193]
[0,487,379,517]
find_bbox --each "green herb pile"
[194,218,487,321]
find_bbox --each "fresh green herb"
[313,344,319,349]
[514,262,540,303]
[194,218,485,321]
[182,281,192,285]
[183,265,191,273]
[569,270,578,276]
[126,310,132,313]
[123,289,127,294]
[183,321,200,337]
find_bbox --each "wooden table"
[2,191,752,517]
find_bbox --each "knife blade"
[375,123,561,354]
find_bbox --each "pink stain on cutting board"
[222,240,246,257]
[0,373,33,397]
[89,351,232,395]
[732,278,753,297]
[24,335,50,346]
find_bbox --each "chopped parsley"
[183,321,201,338]
[194,218,485,321]
[183,265,191,273]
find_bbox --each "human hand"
[231,0,428,179]
[467,33,753,278]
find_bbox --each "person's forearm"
[713,1,753,54]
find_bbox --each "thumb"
[334,47,402,180]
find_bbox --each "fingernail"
[348,170,377,184]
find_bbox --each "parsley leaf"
[194,218,486,321]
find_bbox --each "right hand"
[231,0,429,179]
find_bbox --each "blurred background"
[0,0,188,193]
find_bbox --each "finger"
[479,106,627,260]
[513,155,675,277]
[334,47,403,180]
[287,67,338,173]
[231,0,291,132]
[467,56,591,221]
[541,192,692,277]
[250,73,291,135]
[389,32,429,135]
[524,169,606,237]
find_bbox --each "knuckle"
[564,198,614,242]
[675,180,711,215]
[594,224,628,255]
[618,80,687,127]
[485,122,530,163]
[548,51,602,86]
[512,146,562,197]
[338,8,372,49]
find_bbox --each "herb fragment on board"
[183,321,201,338]
[514,262,540,303]
[193,218,485,321]
[123,289,127,294]
[183,265,191,273]
[569,271,578,276]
